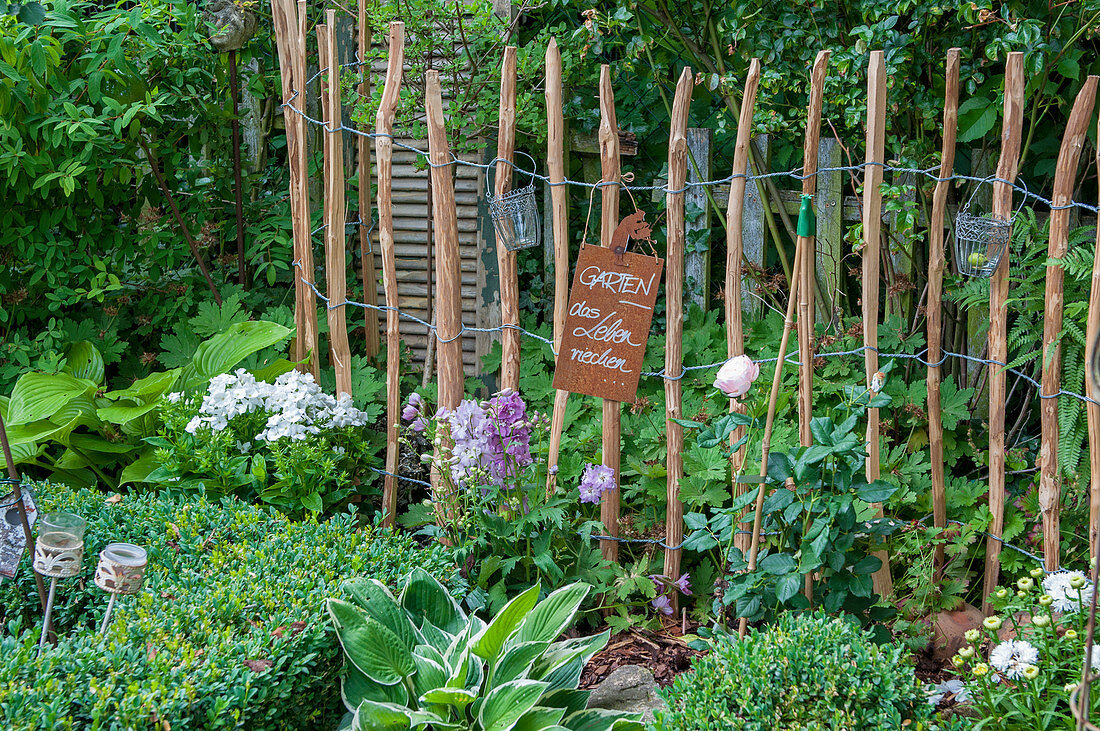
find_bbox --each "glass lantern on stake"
[486,151,541,252]
[953,177,1025,278]
[95,542,148,633]
[33,511,85,656]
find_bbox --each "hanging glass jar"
[487,151,541,252]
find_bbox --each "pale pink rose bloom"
[714,355,760,398]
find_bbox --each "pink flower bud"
[714,355,760,398]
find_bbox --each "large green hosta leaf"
[7,372,95,425]
[472,583,540,662]
[345,579,416,650]
[62,341,104,384]
[191,320,291,380]
[400,568,466,634]
[478,679,549,731]
[343,665,409,713]
[512,584,590,646]
[329,599,416,685]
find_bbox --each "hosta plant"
[327,572,642,731]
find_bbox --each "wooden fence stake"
[1040,76,1098,571]
[495,47,521,392]
[862,49,892,597]
[545,38,570,495]
[320,14,352,398]
[375,22,404,526]
[358,0,379,358]
[928,49,961,577]
[426,70,464,519]
[983,52,1025,610]
[663,67,692,607]
[725,58,761,555]
[1088,116,1100,567]
[797,51,829,449]
[272,0,318,378]
[598,65,622,563]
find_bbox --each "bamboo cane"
[663,67,693,610]
[598,65,622,563]
[545,38,570,496]
[725,58,761,556]
[983,52,1025,611]
[495,47,521,392]
[739,237,805,637]
[862,50,893,597]
[929,49,961,578]
[797,51,830,449]
[374,22,404,527]
[1039,76,1098,571]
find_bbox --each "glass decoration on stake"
[953,177,1024,278]
[33,511,85,656]
[95,542,148,633]
[487,151,541,252]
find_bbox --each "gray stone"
[203,0,257,52]
[586,665,667,722]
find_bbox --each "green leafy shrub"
[329,576,641,731]
[0,482,458,730]
[651,612,955,731]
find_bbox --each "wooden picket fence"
[271,0,1100,612]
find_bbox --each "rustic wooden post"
[1088,118,1100,566]
[374,22,403,526]
[740,134,768,319]
[928,49,961,576]
[816,138,842,320]
[545,38,570,495]
[663,68,692,607]
[862,50,892,597]
[1039,76,1098,571]
[426,71,464,520]
[320,13,352,397]
[272,0,319,378]
[495,47,521,392]
[598,65,622,562]
[983,52,1025,610]
[685,128,712,311]
[357,0,379,358]
[725,58,761,554]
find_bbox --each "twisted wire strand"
[281,75,1100,214]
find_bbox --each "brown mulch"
[579,624,706,689]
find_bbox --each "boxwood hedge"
[651,611,960,731]
[0,483,458,730]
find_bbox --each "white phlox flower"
[182,369,370,442]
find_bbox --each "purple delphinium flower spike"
[674,573,691,596]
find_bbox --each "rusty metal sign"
[552,240,663,402]
[0,486,36,580]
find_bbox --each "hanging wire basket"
[487,151,541,252]
[953,176,1025,278]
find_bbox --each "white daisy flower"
[1042,570,1093,613]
